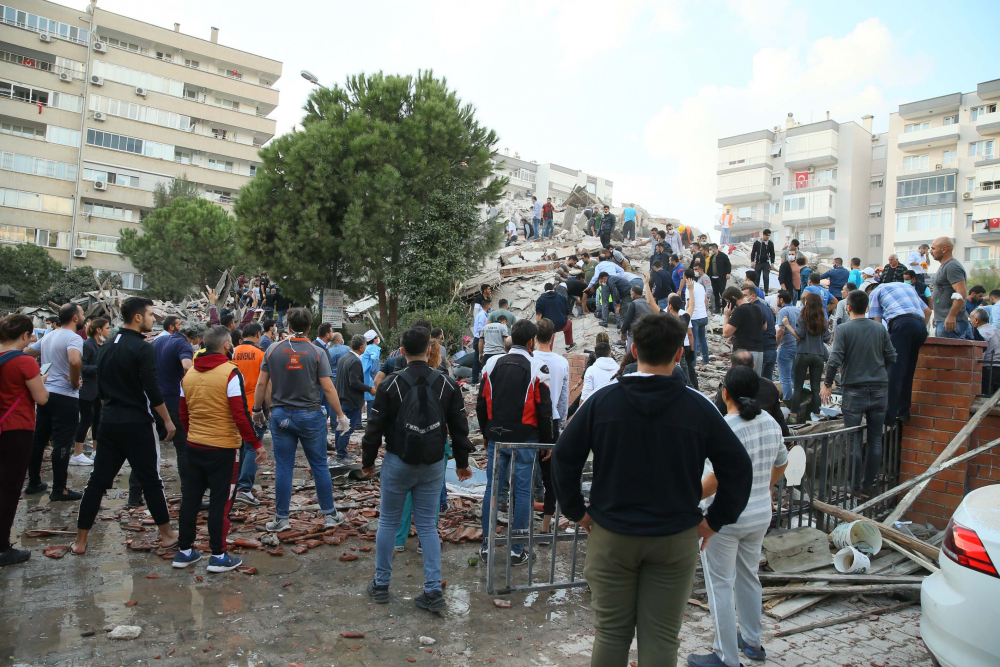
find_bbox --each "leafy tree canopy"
[235,70,506,326]
[0,243,63,302]
[118,197,240,301]
[43,267,122,305]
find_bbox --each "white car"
[921,484,1000,667]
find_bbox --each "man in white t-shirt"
[505,218,517,247]
[24,303,85,501]
[683,269,711,365]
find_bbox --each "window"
[0,224,33,243]
[769,202,780,215]
[249,165,256,177]
[0,5,90,44]
[870,234,882,248]
[816,168,837,183]
[91,60,184,97]
[214,97,239,111]
[83,168,139,188]
[969,140,996,158]
[942,149,957,166]
[174,150,191,165]
[896,174,957,209]
[771,174,781,186]
[87,129,172,160]
[0,187,72,215]
[905,122,930,133]
[972,105,998,121]
[35,229,69,248]
[871,178,884,189]
[967,213,975,229]
[872,145,887,160]
[89,94,192,131]
[895,208,954,233]
[155,52,172,62]
[943,115,959,126]
[185,59,200,69]
[208,159,234,173]
[0,78,83,112]
[45,125,80,147]
[815,228,835,241]
[83,202,135,221]
[100,37,146,54]
[969,177,977,193]
[784,197,807,212]
[903,154,930,171]
[966,246,990,261]
[76,233,120,254]
[1,152,76,181]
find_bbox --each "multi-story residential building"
[883,80,1000,273]
[715,113,880,264]
[0,0,280,288]
[492,150,613,205]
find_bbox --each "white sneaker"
[235,491,260,506]
[265,518,290,532]
[324,511,346,529]
[69,454,94,466]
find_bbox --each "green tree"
[42,267,123,304]
[0,243,63,302]
[235,70,505,327]
[398,179,504,303]
[118,197,238,300]
[152,174,198,209]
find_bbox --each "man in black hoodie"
[552,312,752,666]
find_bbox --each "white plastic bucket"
[834,546,872,574]
[830,520,883,555]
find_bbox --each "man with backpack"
[476,319,555,566]
[362,326,473,613]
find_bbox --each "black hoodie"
[552,373,752,536]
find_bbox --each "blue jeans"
[935,320,972,340]
[270,407,337,520]
[720,227,730,245]
[236,420,267,492]
[543,219,554,238]
[692,317,710,365]
[481,440,537,554]
[532,217,541,240]
[777,346,796,400]
[761,349,777,381]
[334,406,362,460]
[277,310,286,328]
[375,452,446,593]
[396,442,451,547]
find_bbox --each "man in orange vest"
[719,206,734,245]
[173,325,267,573]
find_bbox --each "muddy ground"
[2,438,934,667]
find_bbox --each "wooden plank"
[882,538,939,574]
[854,437,1000,514]
[762,584,920,596]
[774,601,917,637]
[811,500,939,561]
[884,387,1000,525]
[758,573,925,584]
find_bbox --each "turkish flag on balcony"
[990,218,1000,229]
[795,172,809,188]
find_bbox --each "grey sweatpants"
[701,521,770,667]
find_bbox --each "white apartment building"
[492,150,613,205]
[0,0,280,288]
[715,113,882,264]
[883,80,1000,273]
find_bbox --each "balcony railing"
[0,16,89,46]
[716,185,771,199]
[975,151,997,163]
[786,147,838,163]
[0,49,85,79]
[786,178,837,191]
[200,192,233,205]
[99,39,279,91]
[976,183,999,196]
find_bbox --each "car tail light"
[942,517,999,579]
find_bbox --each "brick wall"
[566,352,589,404]
[899,337,999,528]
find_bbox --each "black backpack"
[393,369,447,465]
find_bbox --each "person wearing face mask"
[172,325,268,573]
[71,317,110,467]
[778,251,799,305]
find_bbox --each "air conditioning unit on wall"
[39,33,51,43]
[135,87,147,97]
[94,180,108,190]
[73,248,88,258]
[93,111,106,121]
[59,72,71,82]
[90,75,103,86]
[93,41,106,53]
[963,192,972,199]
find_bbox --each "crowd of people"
[0,216,991,667]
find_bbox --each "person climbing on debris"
[599,205,616,248]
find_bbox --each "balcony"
[785,178,837,193]
[977,110,1000,137]
[895,161,958,177]
[0,14,89,46]
[199,192,234,211]
[715,184,772,206]
[897,124,961,152]
[716,155,771,174]
[784,146,838,171]
[0,94,79,130]
[975,183,1000,200]
[0,49,85,80]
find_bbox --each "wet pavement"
[2,442,935,666]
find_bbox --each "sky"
[74,0,999,228]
